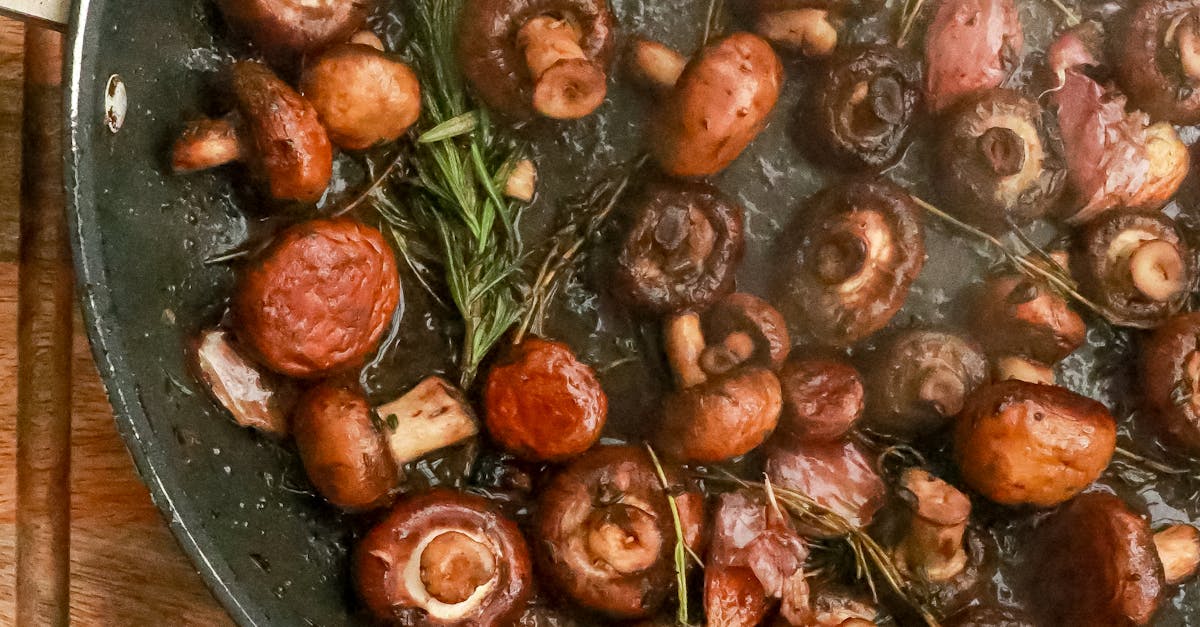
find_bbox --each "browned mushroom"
[776,355,864,442]
[775,178,925,347]
[613,181,744,316]
[650,33,784,177]
[172,61,333,203]
[805,45,921,170]
[660,367,782,462]
[300,43,421,150]
[1139,312,1200,454]
[663,293,790,388]
[534,446,704,619]
[1155,523,1200,585]
[1115,0,1200,124]
[215,0,373,59]
[457,0,616,119]
[923,0,1023,113]
[627,38,687,91]
[764,436,886,536]
[191,329,295,437]
[483,337,607,462]
[935,89,1063,231]
[865,330,989,437]
[972,271,1086,364]
[1026,492,1165,625]
[1072,208,1194,328]
[354,489,533,625]
[754,7,839,56]
[954,381,1117,507]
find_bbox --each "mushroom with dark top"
[355,489,533,625]
[659,367,783,462]
[804,45,921,170]
[935,89,1062,231]
[1139,312,1200,455]
[1073,209,1194,328]
[191,329,295,438]
[776,355,864,442]
[534,446,704,619]
[954,381,1117,507]
[214,0,373,60]
[775,178,925,347]
[972,271,1086,364]
[663,293,790,389]
[865,329,989,437]
[1115,0,1200,124]
[300,43,422,151]
[765,436,886,536]
[457,0,616,119]
[923,0,1023,113]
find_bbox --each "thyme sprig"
[896,0,928,47]
[1113,446,1200,487]
[646,445,701,626]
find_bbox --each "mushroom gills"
[401,527,502,620]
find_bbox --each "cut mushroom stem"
[585,503,664,574]
[517,16,607,119]
[504,159,538,202]
[994,355,1056,385]
[1176,13,1200,82]
[916,366,968,417]
[755,9,838,57]
[350,30,385,51]
[699,331,756,377]
[665,313,709,388]
[628,38,686,91]
[413,529,499,607]
[977,126,1026,176]
[1155,523,1200,585]
[893,468,972,583]
[172,117,242,173]
[375,376,479,468]
[1129,239,1187,302]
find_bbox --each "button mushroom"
[483,337,607,462]
[650,32,784,177]
[234,218,400,379]
[214,0,373,60]
[972,271,1086,364]
[776,355,864,442]
[1025,492,1165,625]
[354,489,533,625]
[659,366,782,462]
[663,293,791,389]
[923,0,1023,113]
[1072,208,1194,328]
[764,436,886,536]
[804,45,921,170]
[627,38,687,91]
[1115,0,1200,124]
[172,61,333,203]
[191,329,295,438]
[533,446,704,619]
[613,181,745,316]
[954,381,1117,507]
[299,43,422,151]
[775,178,925,347]
[864,329,989,437]
[935,89,1063,231]
[1139,312,1200,455]
[457,0,616,119]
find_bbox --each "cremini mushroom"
[659,367,782,462]
[776,355,865,442]
[300,43,421,150]
[627,38,686,91]
[1115,0,1200,123]
[215,0,373,60]
[972,271,1086,364]
[1139,312,1200,454]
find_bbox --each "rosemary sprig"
[896,0,928,47]
[646,445,700,626]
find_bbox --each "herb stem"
[646,445,696,626]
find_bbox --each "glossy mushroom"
[776,355,864,442]
[613,181,744,316]
[483,337,607,462]
[300,43,421,150]
[923,0,1023,113]
[972,271,1086,364]
[659,367,782,462]
[1115,0,1200,124]
[534,446,704,619]
[765,436,886,536]
[664,293,790,388]
[804,45,921,170]
[457,0,616,119]
[1072,208,1194,328]
[935,89,1062,231]
[954,381,1117,507]
[1139,312,1200,454]
[650,32,784,177]
[775,178,925,347]
[191,329,295,437]
[355,489,533,625]
[865,329,989,437]
[214,0,373,59]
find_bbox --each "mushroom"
[954,381,1117,507]
[613,181,744,316]
[659,367,782,462]
[457,0,616,119]
[764,436,886,537]
[787,584,878,626]
[172,61,333,203]
[935,89,1063,231]
[1072,208,1194,328]
[191,329,295,438]
[1026,493,1165,625]
[1139,312,1200,455]
[291,383,398,511]
[534,446,704,619]
[865,329,989,437]
[375,376,479,467]
[627,38,686,91]
[1115,0,1200,124]
[1154,523,1200,585]
[972,271,1086,364]
[923,0,1023,113]
[650,32,784,177]
[942,604,1035,627]
[299,43,421,150]
[775,178,925,347]
[234,219,400,379]
[804,45,921,170]
[776,355,864,442]
[663,293,790,388]
[354,489,533,625]
[754,8,839,57]
[992,355,1055,386]
[214,0,373,60]
[483,337,607,462]
[504,159,538,202]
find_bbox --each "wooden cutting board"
[0,16,233,626]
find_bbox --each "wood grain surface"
[0,16,234,626]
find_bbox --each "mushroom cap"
[972,273,1086,363]
[764,436,886,537]
[1114,0,1200,124]
[660,367,783,462]
[300,43,422,151]
[776,355,864,442]
[1027,492,1165,626]
[954,381,1116,507]
[215,0,373,59]
[703,293,791,370]
[1139,312,1200,454]
[456,0,616,118]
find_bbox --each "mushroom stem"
[977,126,1026,176]
[418,530,498,604]
[665,313,709,388]
[350,30,385,51]
[893,469,971,583]
[699,331,756,377]
[375,377,479,468]
[1176,14,1200,82]
[755,9,838,57]
[171,117,242,173]
[1129,239,1186,302]
[994,355,1056,385]
[1155,523,1200,585]
[917,366,967,417]
[629,38,686,91]
[517,16,607,119]
[585,503,663,574]
[504,159,538,202]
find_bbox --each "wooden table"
[0,16,233,626]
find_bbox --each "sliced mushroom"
[775,178,925,347]
[1115,0,1200,124]
[660,367,782,462]
[923,0,1023,112]
[191,329,295,438]
[300,43,421,150]
[355,489,533,625]
[375,376,479,467]
[972,271,1086,364]
[215,0,373,59]
[1139,312,1200,454]
[627,38,686,91]
[1073,208,1194,328]
[1155,523,1200,585]
[765,436,886,537]
[776,355,864,442]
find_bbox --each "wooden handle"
[16,25,71,627]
